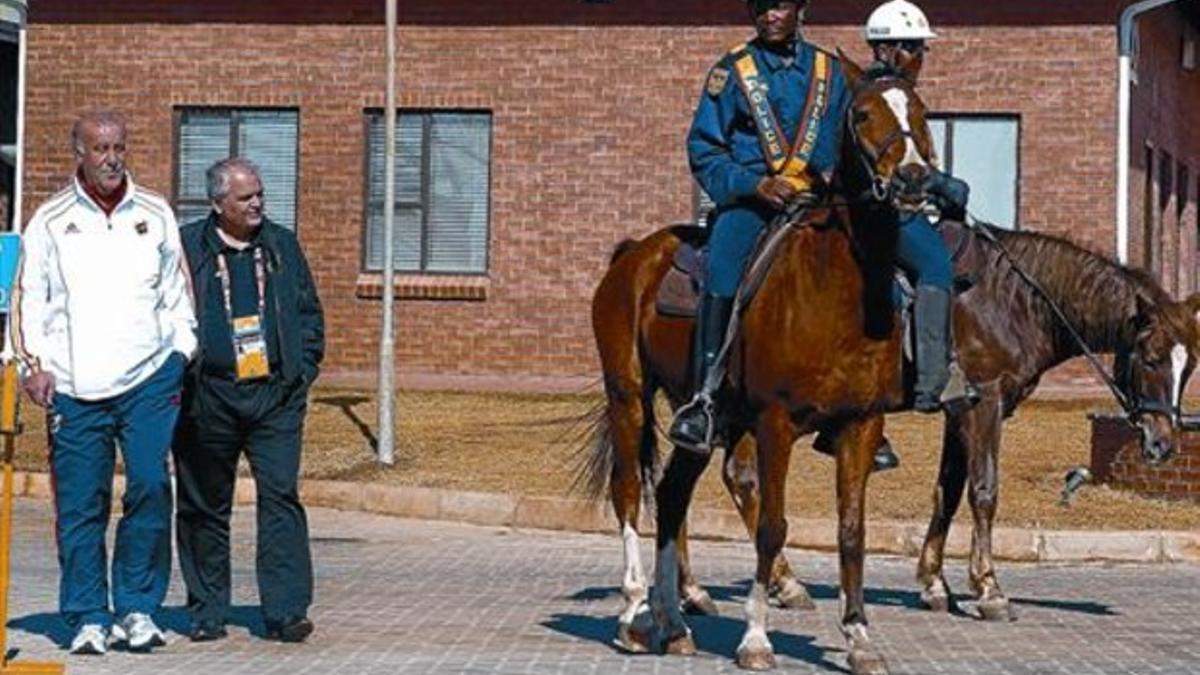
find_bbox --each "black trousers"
[173,375,313,627]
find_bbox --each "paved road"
[3,498,1199,674]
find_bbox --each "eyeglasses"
[886,40,928,55]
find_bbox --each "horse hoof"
[615,623,652,654]
[919,588,950,613]
[849,649,890,675]
[772,578,816,611]
[736,646,777,671]
[664,632,697,656]
[682,593,720,616]
[977,596,1013,622]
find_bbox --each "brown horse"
[587,54,930,673]
[712,222,1200,622]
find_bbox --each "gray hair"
[70,108,127,156]
[206,157,262,202]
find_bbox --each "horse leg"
[836,416,890,675]
[608,390,656,652]
[735,404,794,671]
[721,433,815,611]
[649,447,711,656]
[915,415,968,612]
[963,392,1012,621]
[677,519,719,616]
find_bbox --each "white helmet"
[864,0,938,42]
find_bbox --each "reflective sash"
[731,47,831,187]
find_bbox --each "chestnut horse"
[587,55,928,673]
[710,221,1200,623]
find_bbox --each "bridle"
[844,74,927,206]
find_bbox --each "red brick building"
[3,1,1198,391]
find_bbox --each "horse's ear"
[837,48,864,90]
[1185,292,1200,326]
[896,50,923,84]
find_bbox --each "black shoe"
[189,620,228,642]
[872,438,900,472]
[668,396,715,455]
[814,433,898,473]
[266,616,314,643]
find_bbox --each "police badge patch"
[706,67,729,96]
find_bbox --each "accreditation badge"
[232,315,271,381]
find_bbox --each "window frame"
[927,112,1022,230]
[171,106,302,232]
[360,108,493,276]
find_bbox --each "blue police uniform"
[687,38,850,298]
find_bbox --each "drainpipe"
[1116,0,1177,265]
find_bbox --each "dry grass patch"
[12,388,1200,531]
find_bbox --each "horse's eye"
[853,110,869,124]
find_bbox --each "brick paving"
[3,498,1199,674]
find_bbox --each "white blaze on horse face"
[881,87,927,168]
[1171,343,1188,410]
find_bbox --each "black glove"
[925,170,969,220]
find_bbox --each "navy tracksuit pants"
[50,352,184,628]
[172,375,313,627]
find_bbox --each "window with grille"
[173,108,299,231]
[928,115,1020,229]
[363,110,491,274]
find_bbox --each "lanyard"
[214,246,267,325]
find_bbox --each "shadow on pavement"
[9,604,272,648]
[541,613,848,672]
[1010,596,1117,616]
[7,612,72,648]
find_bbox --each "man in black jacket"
[173,157,324,643]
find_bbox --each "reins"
[963,214,1143,421]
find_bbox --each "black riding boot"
[812,431,900,473]
[668,293,734,454]
[913,285,978,413]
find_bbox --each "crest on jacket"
[706,67,730,96]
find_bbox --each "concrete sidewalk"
[5,498,1200,674]
[9,471,1200,564]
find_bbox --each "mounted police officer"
[669,0,853,455]
[864,0,977,418]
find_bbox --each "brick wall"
[18,7,1153,389]
[1091,414,1200,502]
[1127,5,1200,299]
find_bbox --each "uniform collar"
[754,37,806,72]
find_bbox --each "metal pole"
[377,0,397,465]
[12,23,24,233]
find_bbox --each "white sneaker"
[68,623,108,655]
[116,612,166,652]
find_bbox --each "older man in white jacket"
[14,109,196,655]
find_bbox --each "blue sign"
[0,233,20,314]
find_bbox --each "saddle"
[656,215,985,320]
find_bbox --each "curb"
[15,472,1200,564]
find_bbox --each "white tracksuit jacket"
[15,175,198,401]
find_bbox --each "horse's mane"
[986,224,1169,348]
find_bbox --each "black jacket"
[180,213,325,392]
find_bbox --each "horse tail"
[571,386,660,502]
[571,396,617,500]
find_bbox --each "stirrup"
[938,361,980,414]
[668,394,716,455]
